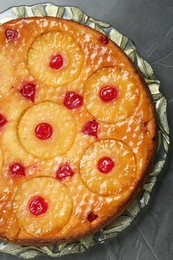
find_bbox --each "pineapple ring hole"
[97,156,115,174]
[28,196,48,216]
[99,86,118,103]
[49,54,64,70]
[35,122,53,140]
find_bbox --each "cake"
[0,17,157,245]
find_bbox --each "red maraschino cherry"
[87,212,98,222]
[10,163,25,177]
[0,114,7,127]
[56,164,75,180]
[99,34,109,45]
[82,120,99,137]
[5,29,18,41]
[64,92,83,109]
[100,86,118,103]
[20,83,36,103]
[97,157,115,174]
[49,54,64,70]
[35,123,53,140]
[29,196,48,216]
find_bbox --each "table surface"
[0,0,173,259]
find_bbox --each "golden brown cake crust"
[0,17,157,245]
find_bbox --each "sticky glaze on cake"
[0,17,157,245]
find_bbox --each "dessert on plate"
[0,17,157,245]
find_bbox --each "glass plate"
[0,3,170,259]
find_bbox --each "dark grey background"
[0,0,173,259]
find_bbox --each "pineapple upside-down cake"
[0,17,157,245]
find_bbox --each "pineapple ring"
[13,177,73,236]
[80,139,137,196]
[84,67,140,123]
[18,102,77,160]
[0,53,13,98]
[27,31,84,87]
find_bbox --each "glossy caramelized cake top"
[0,17,157,245]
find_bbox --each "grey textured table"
[0,0,173,259]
